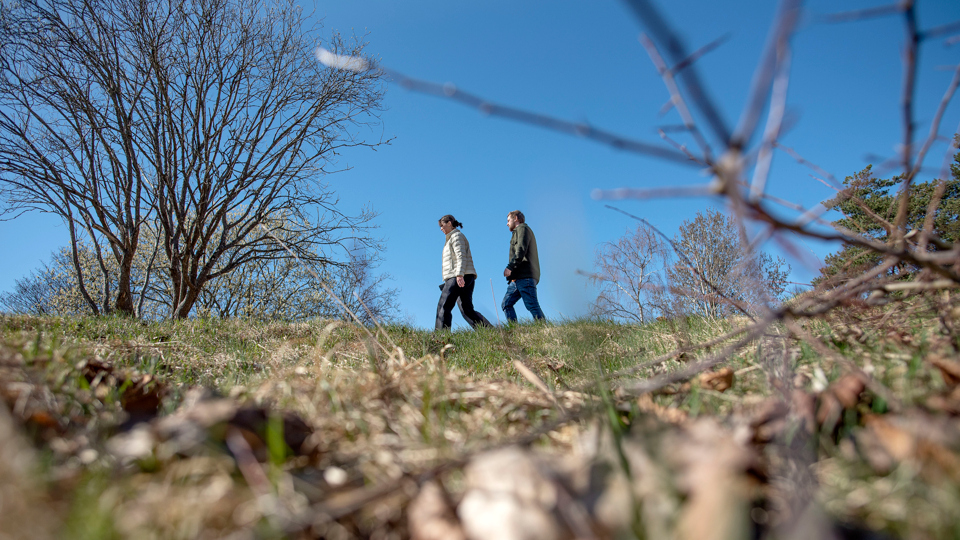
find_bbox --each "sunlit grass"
[1,301,958,538]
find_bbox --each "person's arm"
[451,232,467,285]
[505,227,528,274]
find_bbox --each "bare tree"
[0,242,121,316]
[189,241,399,323]
[0,0,386,319]
[0,271,56,316]
[0,0,157,315]
[668,208,789,318]
[142,0,385,318]
[590,223,669,323]
[318,247,400,325]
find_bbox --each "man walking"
[502,210,545,322]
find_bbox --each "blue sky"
[1,0,959,328]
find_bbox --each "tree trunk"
[114,251,135,316]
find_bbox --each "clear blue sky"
[1,0,958,328]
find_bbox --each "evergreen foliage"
[816,151,960,286]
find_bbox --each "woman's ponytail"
[439,214,463,228]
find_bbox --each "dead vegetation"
[0,295,959,539]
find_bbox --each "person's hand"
[456,276,465,287]
[503,268,511,278]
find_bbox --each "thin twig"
[379,68,693,163]
[619,321,770,396]
[606,204,758,321]
[490,278,501,326]
[621,0,732,142]
[909,63,960,181]
[878,278,958,292]
[259,224,392,357]
[732,0,802,149]
[513,359,564,413]
[749,31,793,202]
[918,19,960,40]
[820,3,903,23]
[599,321,756,383]
[891,2,920,243]
[592,185,714,201]
[639,33,714,160]
[774,142,841,188]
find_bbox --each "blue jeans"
[501,278,545,322]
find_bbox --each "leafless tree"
[0,0,386,319]
[0,241,126,316]
[0,0,157,315]
[668,208,790,318]
[189,241,399,323]
[590,223,669,323]
[316,250,400,325]
[0,270,56,316]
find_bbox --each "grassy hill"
[0,302,958,539]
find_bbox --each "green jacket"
[506,223,540,284]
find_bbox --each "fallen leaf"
[637,394,688,424]
[929,355,960,387]
[699,367,734,393]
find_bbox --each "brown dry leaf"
[27,410,60,430]
[928,355,960,387]
[80,358,168,421]
[668,419,757,540]
[80,358,115,383]
[698,367,734,393]
[917,438,960,483]
[815,392,843,429]
[0,402,59,539]
[120,374,167,419]
[830,373,866,409]
[926,385,960,415]
[749,390,816,444]
[860,414,960,483]
[816,373,866,428]
[862,415,915,461]
[637,394,688,424]
[749,397,789,443]
[408,481,466,540]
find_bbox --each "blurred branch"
[621,0,732,142]
[639,32,719,161]
[672,33,731,74]
[909,63,960,181]
[898,1,919,180]
[748,27,794,202]
[380,68,694,164]
[919,20,960,40]
[784,320,903,412]
[592,185,713,200]
[657,128,707,164]
[820,2,904,23]
[774,142,841,188]
[732,0,802,150]
[619,321,769,396]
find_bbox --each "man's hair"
[439,214,463,228]
[508,210,525,224]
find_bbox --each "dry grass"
[0,301,958,538]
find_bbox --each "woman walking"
[436,214,493,331]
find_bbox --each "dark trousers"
[435,275,493,331]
